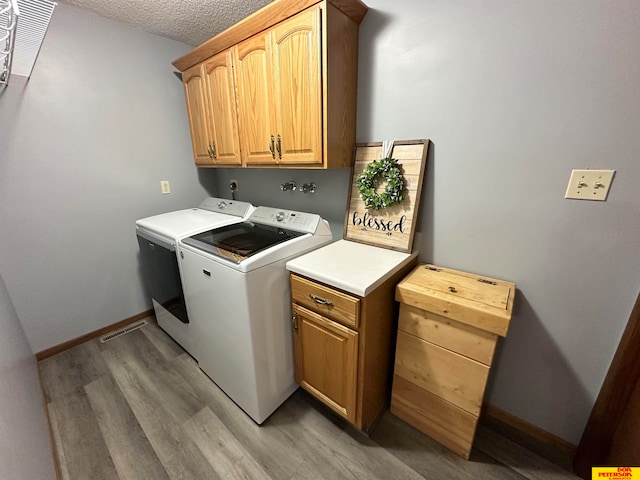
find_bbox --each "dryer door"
[137,234,189,324]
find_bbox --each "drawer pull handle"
[310,294,333,306]
[478,278,497,285]
[448,286,457,293]
[292,312,299,331]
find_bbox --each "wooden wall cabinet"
[392,264,516,459]
[173,0,367,168]
[202,51,242,166]
[235,8,322,166]
[182,64,212,164]
[232,31,276,165]
[290,258,415,431]
[182,51,241,167]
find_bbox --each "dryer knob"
[275,211,285,222]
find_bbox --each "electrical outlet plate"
[565,169,615,201]
[160,180,171,194]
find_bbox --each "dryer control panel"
[199,197,254,218]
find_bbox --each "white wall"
[0,272,56,479]
[215,0,640,444]
[2,0,638,447]
[201,168,352,239]
[0,4,216,352]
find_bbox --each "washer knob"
[217,201,227,209]
[275,211,286,222]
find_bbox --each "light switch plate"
[160,180,171,194]
[565,169,615,201]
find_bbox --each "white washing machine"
[135,197,254,355]
[178,206,333,424]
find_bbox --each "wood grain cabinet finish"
[174,0,367,168]
[392,264,516,459]
[201,51,242,166]
[269,8,322,166]
[182,65,212,164]
[292,304,359,423]
[233,31,276,165]
[290,261,416,431]
[182,52,241,166]
[234,9,321,166]
[291,274,360,329]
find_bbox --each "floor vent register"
[99,319,149,343]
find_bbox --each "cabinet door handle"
[207,144,213,158]
[269,135,275,159]
[276,134,282,159]
[310,294,333,306]
[292,312,299,331]
[211,143,217,160]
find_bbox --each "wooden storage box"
[391,264,516,459]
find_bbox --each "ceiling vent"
[0,0,56,85]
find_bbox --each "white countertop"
[286,239,418,297]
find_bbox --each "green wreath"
[356,157,405,210]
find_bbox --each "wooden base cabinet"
[392,264,516,459]
[292,304,359,423]
[290,261,415,431]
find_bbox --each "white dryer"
[178,206,333,424]
[135,198,254,355]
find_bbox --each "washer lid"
[135,198,255,241]
[182,222,303,264]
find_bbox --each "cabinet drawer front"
[291,274,360,329]
[394,331,489,416]
[398,305,498,366]
[391,375,478,459]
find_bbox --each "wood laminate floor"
[38,319,580,480]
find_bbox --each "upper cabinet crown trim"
[172,0,368,72]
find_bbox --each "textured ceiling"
[57,0,274,46]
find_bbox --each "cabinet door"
[292,304,358,423]
[202,51,242,165]
[234,33,277,165]
[271,8,322,165]
[182,64,213,165]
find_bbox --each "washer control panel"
[249,207,321,233]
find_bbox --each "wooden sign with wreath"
[344,139,429,253]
